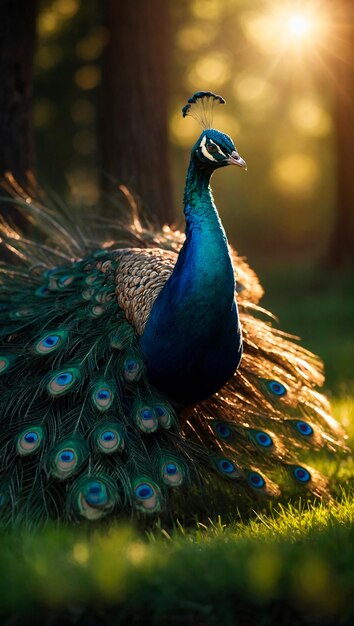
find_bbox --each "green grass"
[1,267,353,626]
[1,468,354,625]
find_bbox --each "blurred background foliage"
[33,0,345,265]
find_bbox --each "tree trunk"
[0,0,37,249]
[0,0,37,183]
[101,0,174,226]
[327,0,354,267]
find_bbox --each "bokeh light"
[37,11,59,37]
[192,0,221,20]
[271,154,320,197]
[170,110,198,148]
[290,99,332,137]
[176,25,214,51]
[74,65,101,90]
[67,169,99,206]
[37,0,79,38]
[54,0,79,19]
[187,53,231,89]
[76,29,108,61]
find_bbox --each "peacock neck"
[183,161,228,243]
[140,158,242,406]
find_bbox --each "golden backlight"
[288,14,314,38]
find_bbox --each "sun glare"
[289,14,313,37]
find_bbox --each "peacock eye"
[133,478,162,513]
[207,143,218,154]
[84,481,109,507]
[255,431,273,448]
[135,484,153,500]
[154,404,173,429]
[293,466,311,483]
[215,422,232,439]
[92,383,114,411]
[161,460,184,486]
[51,448,79,478]
[218,459,234,473]
[96,425,124,453]
[248,472,265,489]
[17,427,43,456]
[47,367,80,397]
[135,405,158,433]
[35,333,61,354]
[267,380,287,397]
[296,421,313,436]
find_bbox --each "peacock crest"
[182,91,225,128]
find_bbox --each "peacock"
[0,91,349,526]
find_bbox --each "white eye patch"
[199,136,227,162]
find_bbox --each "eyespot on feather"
[54,449,77,476]
[47,367,80,396]
[161,461,184,486]
[34,331,68,355]
[69,475,119,520]
[214,421,233,439]
[95,423,124,453]
[253,430,273,448]
[134,405,158,433]
[123,355,144,382]
[48,439,86,479]
[35,285,50,297]
[133,478,161,513]
[247,471,266,489]
[16,426,43,456]
[82,480,109,507]
[90,305,105,317]
[82,288,95,301]
[213,457,242,479]
[293,465,311,483]
[0,356,12,374]
[295,420,314,436]
[58,275,75,288]
[154,404,174,429]
[91,381,114,411]
[266,380,287,397]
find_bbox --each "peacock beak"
[228,151,247,170]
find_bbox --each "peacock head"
[182,91,247,171]
[192,129,246,171]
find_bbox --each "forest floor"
[1,266,353,626]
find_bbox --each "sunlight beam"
[288,14,313,38]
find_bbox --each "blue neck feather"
[140,158,242,406]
